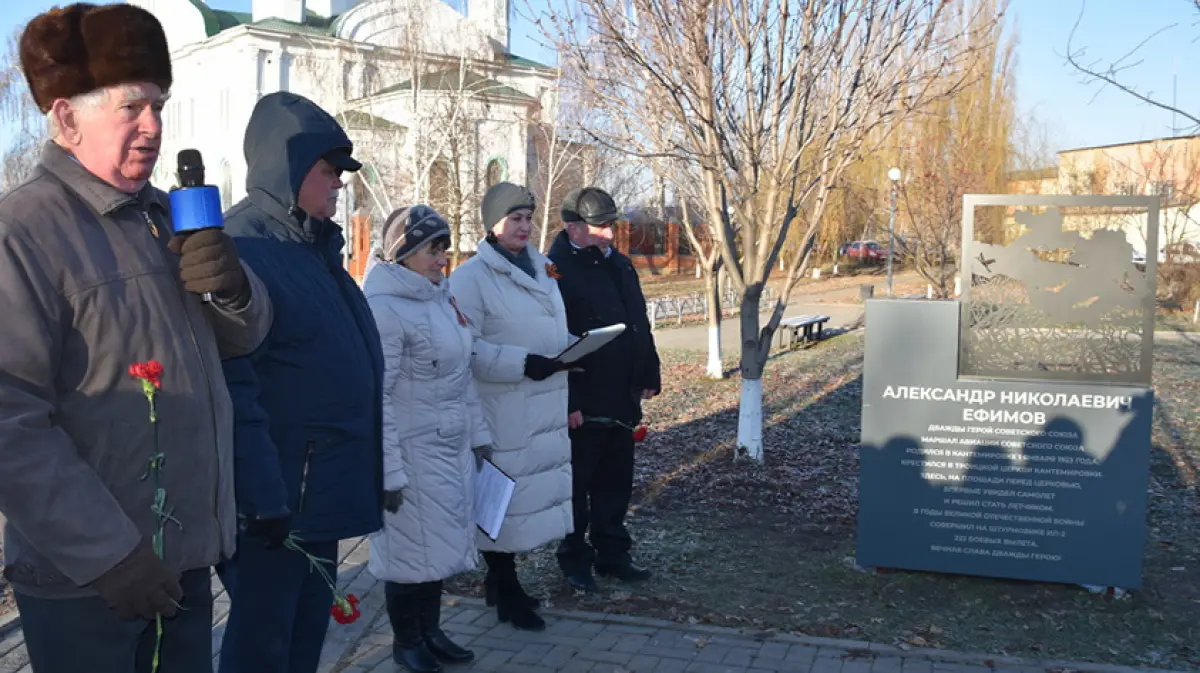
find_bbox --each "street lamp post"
[886,167,901,296]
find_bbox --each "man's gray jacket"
[0,142,272,598]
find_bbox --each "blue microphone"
[169,149,224,302]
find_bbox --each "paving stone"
[448,608,487,624]
[614,634,652,654]
[509,642,554,664]
[902,659,934,673]
[692,644,732,663]
[626,654,662,672]
[470,635,527,652]
[813,658,845,673]
[756,642,791,661]
[638,645,702,661]
[576,648,635,665]
[722,647,757,667]
[473,648,514,670]
[842,658,876,673]
[683,662,744,673]
[495,664,557,673]
[787,645,820,664]
[750,656,805,672]
[872,656,906,673]
[652,658,690,673]
[587,631,623,651]
[541,644,583,668]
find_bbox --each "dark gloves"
[89,539,183,621]
[383,489,404,514]
[243,513,292,550]
[472,444,493,470]
[524,354,568,381]
[168,229,250,305]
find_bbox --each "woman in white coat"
[450,182,574,632]
[363,205,493,673]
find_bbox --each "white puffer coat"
[450,241,574,552]
[363,259,491,583]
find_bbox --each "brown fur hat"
[19,3,172,113]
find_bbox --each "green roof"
[338,110,407,133]
[506,54,553,70]
[375,68,536,101]
[187,1,337,37]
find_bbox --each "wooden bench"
[778,314,831,349]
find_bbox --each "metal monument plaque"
[856,195,1157,589]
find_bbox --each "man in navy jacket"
[216,91,384,673]
[550,187,661,593]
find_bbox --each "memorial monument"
[856,195,1158,590]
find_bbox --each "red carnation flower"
[129,360,164,389]
[632,426,648,443]
[331,594,361,624]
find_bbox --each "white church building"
[131,0,560,238]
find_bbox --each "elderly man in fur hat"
[0,4,272,672]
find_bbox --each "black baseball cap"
[323,147,362,172]
[561,187,619,226]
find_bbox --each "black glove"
[243,513,292,550]
[383,489,404,513]
[168,229,250,304]
[472,444,494,470]
[524,354,567,381]
[89,539,183,621]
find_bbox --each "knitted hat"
[20,3,173,113]
[481,182,536,230]
[377,205,451,263]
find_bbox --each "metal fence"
[646,286,777,329]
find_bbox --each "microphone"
[169,149,225,303]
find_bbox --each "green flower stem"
[139,386,179,673]
[283,536,339,590]
[582,415,636,430]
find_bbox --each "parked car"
[840,240,885,262]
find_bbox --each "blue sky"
[2,0,1198,155]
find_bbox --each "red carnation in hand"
[632,426,648,443]
[331,594,361,624]
[129,360,164,389]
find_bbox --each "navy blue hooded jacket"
[220,92,384,542]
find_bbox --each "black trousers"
[557,424,635,572]
[15,568,213,673]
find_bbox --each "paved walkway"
[0,540,1189,673]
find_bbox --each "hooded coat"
[363,259,490,583]
[449,240,574,552]
[220,92,385,542]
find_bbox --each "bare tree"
[895,7,1015,297]
[0,28,44,191]
[1065,0,1200,133]
[546,0,1003,460]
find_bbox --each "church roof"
[375,68,537,102]
[337,110,407,133]
[185,1,553,70]
[186,1,338,37]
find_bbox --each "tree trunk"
[704,263,723,379]
[736,288,767,462]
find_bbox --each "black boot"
[482,552,545,631]
[485,565,540,608]
[385,582,443,673]
[421,581,474,664]
[595,559,653,582]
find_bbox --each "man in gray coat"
[0,4,271,672]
